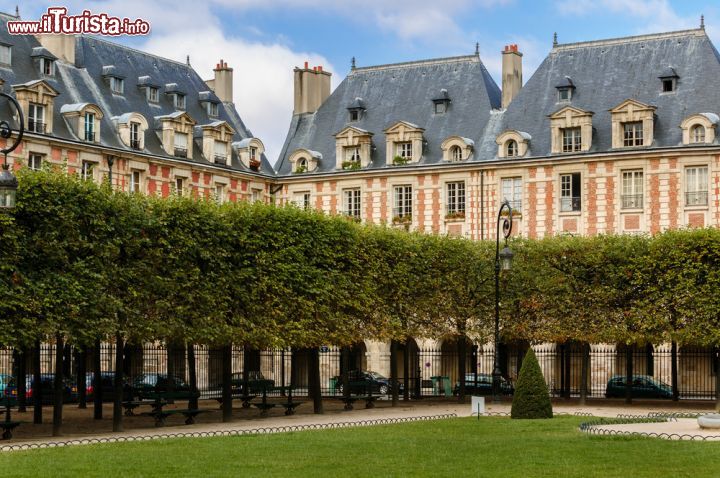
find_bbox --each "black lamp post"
[492,200,513,404]
[0,92,24,209]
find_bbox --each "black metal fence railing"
[28,120,45,134]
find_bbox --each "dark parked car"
[85,372,132,401]
[605,375,672,399]
[128,373,192,397]
[4,374,77,404]
[333,370,403,395]
[227,371,275,394]
[453,373,514,396]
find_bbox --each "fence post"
[579,343,589,406]
[389,341,398,407]
[671,341,679,401]
[16,347,26,412]
[112,332,124,432]
[221,344,232,422]
[33,339,42,425]
[93,339,102,420]
[624,346,633,405]
[76,347,87,409]
[52,333,64,437]
[187,343,198,410]
[458,336,467,403]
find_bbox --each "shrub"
[511,348,553,419]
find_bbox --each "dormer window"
[250,146,257,161]
[174,132,188,158]
[681,113,718,145]
[148,86,159,103]
[297,157,308,173]
[207,102,219,117]
[0,44,11,66]
[41,58,54,76]
[130,122,141,149]
[442,136,474,162]
[28,103,45,133]
[662,79,674,93]
[558,88,571,101]
[691,125,705,144]
[214,140,227,164]
[506,140,518,157]
[343,146,361,169]
[347,97,365,122]
[450,145,462,161]
[349,109,360,121]
[432,89,451,114]
[110,77,124,94]
[555,77,575,102]
[659,67,678,93]
[84,112,95,141]
[384,121,424,165]
[623,122,643,147]
[174,93,186,110]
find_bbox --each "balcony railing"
[621,194,644,209]
[560,196,582,212]
[130,139,141,150]
[686,191,708,207]
[214,154,227,165]
[174,147,187,158]
[504,199,522,212]
[28,120,45,133]
[84,131,95,142]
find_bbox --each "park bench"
[269,386,304,416]
[212,388,257,409]
[137,390,211,427]
[336,381,380,410]
[121,399,159,416]
[0,397,21,440]
[142,407,213,426]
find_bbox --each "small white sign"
[471,396,485,416]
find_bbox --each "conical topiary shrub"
[510,348,553,419]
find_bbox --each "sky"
[4,0,720,163]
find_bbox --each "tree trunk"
[671,341,679,401]
[404,338,411,401]
[187,343,198,410]
[458,336,467,403]
[93,339,103,420]
[221,345,232,422]
[579,343,589,406]
[309,348,323,414]
[390,340,398,407]
[16,347,26,412]
[77,347,87,409]
[112,333,124,432]
[624,346,633,405]
[341,346,350,400]
[52,334,64,437]
[715,347,720,412]
[33,339,42,425]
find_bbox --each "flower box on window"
[445,211,466,221]
[341,161,361,171]
[392,155,410,166]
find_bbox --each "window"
[560,173,581,212]
[40,57,54,76]
[296,157,308,173]
[434,102,446,114]
[250,147,257,161]
[84,112,95,141]
[621,170,644,209]
[130,170,141,193]
[80,161,94,181]
[215,184,225,203]
[349,109,359,121]
[174,132,188,158]
[662,79,674,93]
[28,153,42,171]
[397,142,412,159]
[174,94,186,110]
[502,177,522,211]
[506,140,518,157]
[147,87,159,103]
[28,103,45,133]
[129,122,141,149]
[175,177,184,196]
[0,44,11,65]
[293,191,311,210]
[251,188,263,203]
[343,188,361,219]
[393,185,412,220]
[207,102,219,117]
[623,122,643,146]
[685,166,708,206]
[446,181,465,216]
[345,147,361,163]
[449,145,462,162]
[561,127,581,152]
[691,125,706,144]
[110,77,124,94]
[214,140,227,164]
[558,88,571,101]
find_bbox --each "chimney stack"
[213,59,234,103]
[293,62,331,115]
[38,34,76,65]
[501,44,522,109]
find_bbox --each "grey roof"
[0,12,272,175]
[30,46,56,59]
[276,54,501,175]
[198,90,220,103]
[492,28,720,159]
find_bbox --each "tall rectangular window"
[110,77,124,94]
[147,87,159,103]
[343,188,361,219]
[215,184,225,203]
[84,112,95,141]
[174,132,188,158]
[251,188,263,203]
[28,153,43,171]
[393,185,413,219]
[175,177,184,196]
[623,122,644,146]
[685,166,709,206]
[129,122,141,149]
[621,170,644,209]
[501,177,522,211]
[28,103,45,133]
[293,191,311,210]
[397,142,412,159]
[0,44,11,65]
[174,94,186,109]
[40,58,54,76]
[560,172,582,212]
[214,140,227,164]
[446,181,465,216]
[561,127,581,152]
[130,170,141,193]
[81,161,94,181]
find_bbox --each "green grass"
[2,417,719,477]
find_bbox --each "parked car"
[128,373,192,397]
[4,374,77,404]
[226,371,275,394]
[332,370,403,395]
[605,375,672,399]
[85,372,132,401]
[0,374,11,395]
[453,373,514,396]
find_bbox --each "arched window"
[691,124,706,144]
[506,140,518,157]
[296,157,308,172]
[450,145,462,162]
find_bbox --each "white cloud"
[554,0,698,33]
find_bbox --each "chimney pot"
[318,65,323,72]
[304,61,309,69]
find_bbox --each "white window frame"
[40,57,54,76]
[501,177,522,211]
[207,102,219,117]
[251,188,263,203]
[506,140,518,157]
[623,121,644,147]
[446,181,465,216]
[214,140,227,163]
[28,103,45,133]
[130,170,142,193]
[174,132,188,157]
[450,145,462,162]
[691,125,706,144]
[621,170,644,209]
[393,185,412,219]
[293,191,311,210]
[110,76,124,94]
[685,166,708,206]
[175,177,184,196]
[561,127,581,153]
[129,122,141,149]
[81,161,94,181]
[345,146,361,163]
[397,142,412,159]
[28,153,43,171]
[174,93,186,110]
[560,172,582,212]
[0,44,11,65]
[84,112,95,141]
[148,87,159,103]
[343,188,361,219]
[215,184,225,203]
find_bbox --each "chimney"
[501,44,522,109]
[293,62,331,114]
[37,34,76,65]
[213,59,234,103]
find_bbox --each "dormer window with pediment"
[555,76,575,102]
[234,137,265,171]
[659,67,679,93]
[113,112,149,150]
[610,99,656,149]
[549,106,593,154]
[156,111,197,159]
[680,113,718,145]
[496,130,531,158]
[441,136,474,162]
[60,103,104,142]
[289,148,321,173]
[102,65,125,94]
[199,121,234,166]
[12,79,59,134]
[335,126,373,170]
[347,97,365,122]
[384,121,424,166]
[432,89,451,114]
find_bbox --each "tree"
[511,348,553,419]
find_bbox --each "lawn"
[1,416,719,477]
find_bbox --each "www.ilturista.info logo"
[7,7,151,36]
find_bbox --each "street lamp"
[0,92,24,209]
[492,200,513,403]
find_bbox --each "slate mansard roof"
[276,54,501,175]
[491,28,720,159]
[0,12,273,176]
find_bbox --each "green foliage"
[511,348,553,419]
[392,155,410,165]
[341,161,361,171]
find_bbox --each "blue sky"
[4,0,720,162]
